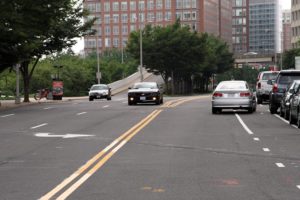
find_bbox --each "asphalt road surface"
[1,93,300,200]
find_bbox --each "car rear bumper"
[212,98,254,109]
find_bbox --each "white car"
[89,84,111,101]
[256,71,279,104]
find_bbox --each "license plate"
[97,95,101,98]
[140,96,146,101]
[227,93,235,97]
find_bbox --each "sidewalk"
[0,96,88,110]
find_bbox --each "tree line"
[0,1,235,99]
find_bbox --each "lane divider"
[40,109,162,200]
[1,114,15,118]
[30,123,48,129]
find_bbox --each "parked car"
[269,70,300,114]
[279,80,300,120]
[288,83,300,127]
[128,82,163,105]
[88,84,111,101]
[211,80,256,114]
[256,71,279,104]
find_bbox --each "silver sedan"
[211,80,256,114]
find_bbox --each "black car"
[128,82,163,105]
[289,83,300,127]
[268,70,300,114]
[280,80,300,120]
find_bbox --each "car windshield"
[217,82,246,90]
[91,85,108,90]
[278,75,300,84]
[262,73,278,80]
[133,83,157,89]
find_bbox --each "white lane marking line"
[31,123,48,129]
[76,112,87,116]
[235,114,254,135]
[122,101,127,104]
[263,148,270,152]
[276,163,285,168]
[292,125,298,129]
[253,137,260,141]
[116,98,126,101]
[1,114,15,118]
[44,107,53,110]
[274,114,289,124]
[103,105,110,108]
[297,185,300,190]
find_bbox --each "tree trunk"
[21,61,30,102]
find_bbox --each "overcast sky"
[281,0,291,9]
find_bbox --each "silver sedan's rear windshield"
[216,82,246,90]
[91,85,108,90]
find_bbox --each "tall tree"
[0,0,95,102]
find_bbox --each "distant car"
[256,71,279,104]
[279,80,300,120]
[269,70,300,114]
[128,82,163,105]
[88,84,111,101]
[211,80,256,114]
[288,82,300,127]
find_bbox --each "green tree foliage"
[282,48,300,69]
[0,0,95,101]
[126,20,233,94]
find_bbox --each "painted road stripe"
[31,123,48,129]
[103,105,110,108]
[76,112,87,116]
[297,185,300,190]
[263,148,270,152]
[55,110,162,200]
[274,114,289,124]
[40,109,161,200]
[43,107,53,110]
[235,114,254,135]
[1,114,15,118]
[253,137,260,141]
[276,163,285,168]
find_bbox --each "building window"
[86,3,96,12]
[191,0,196,8]
[121,2,128,11]
[156,12,163,22]
[121,14,128,23]
[165,12,172,21]
[113,14,119,23]
[176,0,182,9]
[183,0,191,8]
[176,12,182,20]
[130,1,136,11]
[148,12,155,22]
[130,13,137,22]
[139,1,145,11]
[130,24,136,31]
[148,0,154,10]
[156,0,163,9]
[165,0,171,9]
[113,2,119,11]
[113,26,119,35]
[113,38,119,47]
[104,14,110,24]
[105,38,111,47]
[104,2,110,12]
[96,3,101,12]
[122,25,128,35]
[96,27,102,36]
[105,26,111,35]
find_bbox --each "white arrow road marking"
[1,114,15,118]
[35,133,94,138]
[276,163,285,168]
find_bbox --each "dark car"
[128,82,163,105]
[268,70,300,114]
[279,80,300,120]
[88,84,111,101]
[288,83,300,127]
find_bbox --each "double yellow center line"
[40,109,162,200]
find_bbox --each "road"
[0,93,300,200]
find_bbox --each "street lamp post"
[96,34,101,84]
[139,26,143,82]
